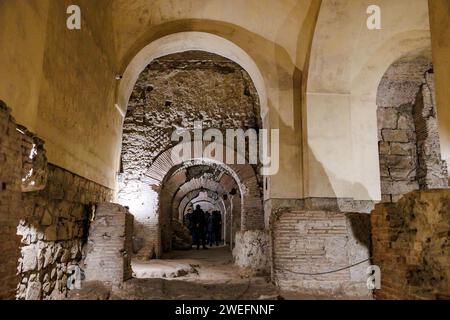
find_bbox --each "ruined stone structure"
[372,189,450,299]
[84,203,133,286]
[377,53,448,203]
[0,102,22,299]
[118,51,264,260]
[17,165,112,300]
[1,0,450,301]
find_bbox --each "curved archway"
[177,189,226,222]
[117,47,267,272]
[305,0,432,202]
[116,31,269,120]
[160,172,233,252]
[127,139,262,258]
[375,48,448,202]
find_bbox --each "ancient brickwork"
[84,203,134,285]
[371,189,450,299]
[377,56,447,202]
[271,210,371,297]
[0,101,23,299]
[17,165,112,300]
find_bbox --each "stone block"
[377,108,398,129]
[44,225,58,241]
[232,230,269,274]
[21,245,37,272]
[25,282,42,300]
[390,142,416,156]
[40,209,52,226]
[382,129,415,143]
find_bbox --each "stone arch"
[305,0,432,202]
[177,189,226,222]
[375,49,448,202]
[117,47,265,260]
[116,31,269,121]
[171,179,227,219]
[146,142,262,228]
[125,140,263,258]
[159,174,230,252]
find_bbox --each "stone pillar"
[84,203,134,286]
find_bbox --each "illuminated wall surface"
[0,0,449,301]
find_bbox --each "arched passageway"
[117,50,268,279]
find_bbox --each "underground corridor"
[1,0,450,302]
[74,51,277,299]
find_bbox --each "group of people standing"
[185,205,222,250]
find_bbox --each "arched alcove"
[376,49,448,202]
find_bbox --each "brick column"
[84,203,134,285]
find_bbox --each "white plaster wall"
[306,0,432,201]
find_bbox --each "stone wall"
[84,203,133,286]
[413,72,448,189]
[271,210,372,297]
[17,165,112,299]
[377,56,447,203]
[19,126,48,193]
[232,230,270,274]
[0,101,23,299]
[120,50,261,182]
[371,189,450,299]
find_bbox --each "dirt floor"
[68,246,372,300]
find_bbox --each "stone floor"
[68,246,372,300]
[132,245,246,282]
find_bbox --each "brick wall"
[271,210,372,297]
[0,101,23,299]
[371,189,450,299]
[84,203,133,285]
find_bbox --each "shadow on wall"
[267,98,373,296]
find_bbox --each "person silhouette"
[191,205,208,250]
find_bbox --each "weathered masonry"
[0,0,450,301]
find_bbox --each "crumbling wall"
[84,203,134,286]
[17,165,112,300]
[377,55,447,203]
[413,72,448,189]
[271,210,372,298]
[371,189,450,299]
[0,101,23,299]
